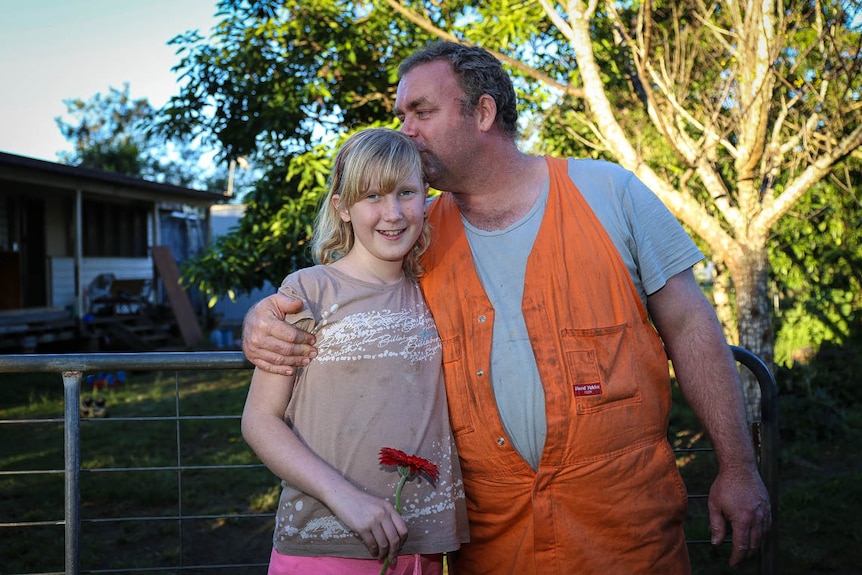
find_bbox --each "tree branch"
[758,123,862,231]
[383,0,583,98]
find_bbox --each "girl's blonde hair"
[312,128,430,279]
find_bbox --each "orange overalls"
[420,157,690,574]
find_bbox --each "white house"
[0,152,223,351]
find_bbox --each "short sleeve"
[618,172,704,296]
[277,275,316,330]
[567,158,704,303]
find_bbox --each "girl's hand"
[329,488,408,561]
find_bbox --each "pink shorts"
[268,548,444,575]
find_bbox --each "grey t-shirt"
[463,158,703,470]
[463,183,549,471]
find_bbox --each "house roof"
[0,151,225,207]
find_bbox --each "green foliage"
[55,82,232,191]
[770,172,862,369]
[162,1,443,297]
[181,162,318,299]
[56,83,154,176]
[768,163,861,419]
[777,332,862,408]
[758,174,862,498]
[157,0,432,160]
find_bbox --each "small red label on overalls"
[573,383,603,397]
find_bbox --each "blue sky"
[0,0,219,162]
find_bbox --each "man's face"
[394,60,478,191]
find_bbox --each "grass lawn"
[1,367,274,574]
[2,366,861,574]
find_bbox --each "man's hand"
[241,293,318,376]
[708,466,772,567]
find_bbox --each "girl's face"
[337,171,427,276]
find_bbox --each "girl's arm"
[241,367,408,562]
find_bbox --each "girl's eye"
[399,189,418,198]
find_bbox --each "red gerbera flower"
[378,447,440,574]
[378,447,439,482]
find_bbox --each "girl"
[242,128,468,575]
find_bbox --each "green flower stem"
[394,469,408,513]
[380,470,409,575]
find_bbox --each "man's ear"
[476,93,497,132]
[332,194,350,222]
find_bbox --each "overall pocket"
[561,322,642,414]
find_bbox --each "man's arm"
[647,269,772,567]
[241,292,318,376]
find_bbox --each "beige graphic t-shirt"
[272,265,469,558]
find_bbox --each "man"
[242,42,770,574]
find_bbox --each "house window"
[82,200,148,257]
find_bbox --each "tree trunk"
[711,262,737,345]
[728,245,774,423]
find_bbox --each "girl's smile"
[333,173,428,285]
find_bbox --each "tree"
[164,0,862,417]
[158,0,435,299]
[181,157,322,303]
[57,83,155,176]
[156,1,432,160]
[770,162,862,370]
[57,82,236,192]
[382,0,862,416]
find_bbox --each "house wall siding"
[50,256,153,311]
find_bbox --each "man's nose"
[399,117,416,137]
